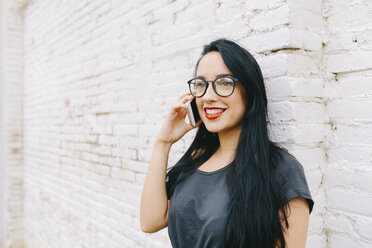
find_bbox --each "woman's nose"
[202,82,218,101]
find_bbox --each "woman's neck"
[216,126,242,159]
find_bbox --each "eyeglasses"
[187,75,239,97]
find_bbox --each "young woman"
[140,39,314,248]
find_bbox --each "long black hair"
[166,38,290,248]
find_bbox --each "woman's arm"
[140,140,172,233]
[279,197,310,248]
[140,92,198,233]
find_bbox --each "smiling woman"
[140,39,314,248]
[194,51,247,135]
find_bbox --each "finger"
[178,91,191,100]
[176,93,193,105]
[180,94,194,104]
[172,103,187,111]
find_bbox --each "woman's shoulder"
[273,147,314,213]
[273,147,305,176]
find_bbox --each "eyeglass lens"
[189,77,235,97]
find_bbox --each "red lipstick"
[204,107,226,120]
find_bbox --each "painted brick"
[326,99,372,119]
[266,77,323,100]
[325,29,372,53]
[326,212,355,237]
[246,0,286,11]
[355,217,372,242]
[291,0,323,32]
[249,4,290,31]
[333,76,372,98]
[325,0,372,31]
[327,52,372,73]
[1,0,372,247]
[324,167,372,193]
[268,101,327,122]
[329,235,372,248]
[110,167,136,182]
[327,188,372,216]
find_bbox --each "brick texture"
[1,0,26,247]
[1,0,371,247]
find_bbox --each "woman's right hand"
[156,92,201,145]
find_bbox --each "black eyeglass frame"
[187,75,239,98]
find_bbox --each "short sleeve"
[278,151,314,214]
[166,170,182,200]
[165,176,173,200]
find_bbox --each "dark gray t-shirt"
[166,151,314,248]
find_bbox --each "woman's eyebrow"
[196,73,235,79]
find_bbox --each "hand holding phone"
[157,92,201,144]
[186,98,201,127]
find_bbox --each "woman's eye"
[217,80,233,87]
[195,82,205,89]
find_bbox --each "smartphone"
[186,99,201,127]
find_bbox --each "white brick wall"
[323,0,372,246]
[0,1,6,247]
[1,0,372,247]
[1,0,26,247]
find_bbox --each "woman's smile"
[204,107,226,120]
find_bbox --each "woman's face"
[195,51,247,134]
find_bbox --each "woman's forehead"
[196,52,232,78]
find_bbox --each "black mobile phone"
[186,99,201,127]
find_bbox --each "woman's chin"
[204,124,223,134]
